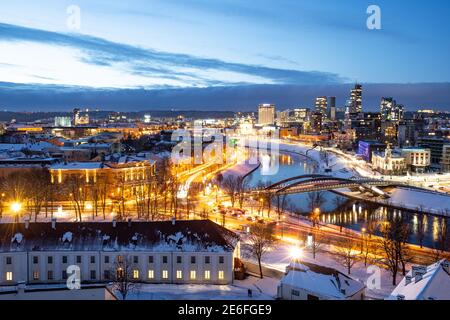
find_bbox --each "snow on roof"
[280,261,365,300]
[0,220,239,253]
[11,233,23,244]
[386,260,450,300]
[62,232,73,243]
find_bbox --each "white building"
[372,146,407,175]
[277,261,365,300]
[0,220,240,287]
[401,148,431,173]
[386,260,450,300]
[258,104,275,126]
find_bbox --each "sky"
[0,0,450,111]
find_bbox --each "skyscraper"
[328,96,336,121]
[380,97,404,121]
[349,84,363,113]
[315,97,328,119]
[258,104,276,125]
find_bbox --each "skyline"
[0,1,450,111]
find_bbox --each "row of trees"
[0,156,192,222]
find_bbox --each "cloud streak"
[0,23,344,88]
[1,81,449,112]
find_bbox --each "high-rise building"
[380,97,404,121]
[349,84,363,113]
[315,97,328,119]
[73,108,89,125]
[310,112,323,134]
[73,108,80,125]
[54,116,72,127]
[258,104,276,125]
[328,96,336,121]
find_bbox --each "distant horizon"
[1,1,450,113]
[1,82,450,113]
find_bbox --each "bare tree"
[377,217,410,286]
[257,181,275,218]
[334,234,359,274]
[308,228,325,260]
[96,174,110,220]
[66,174,88,221]
[432,218,449,262]
[222,175,240,208]
[308,191,325,227]
[416,210,426,249]
[236,177,249,210]
[333,196,347,233]
[248,223,277,279]
[361,231,375,267]
[275,193,290,222]
[27,169,51,222]
[111,255,140,300]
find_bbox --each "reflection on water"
[246,150,450,248]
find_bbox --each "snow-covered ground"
[338,187,450,217]
[241,240,399,300]
[122,280,276,300]
[221,162,260,180]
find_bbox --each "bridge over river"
[245,174,399,196]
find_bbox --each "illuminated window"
[190,270,196,280]
[176,270,183,279]
[162,270,169,279]
[133,270,139,279]
[33,271,39,280]
[218,271,224,280]
[6,272,12,281]
[148,270,154,279]
[204,270,211,280]
[116,268,124,280]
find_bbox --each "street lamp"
[289,246,303,262]
[11,202,22,223]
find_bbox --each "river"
[245,150,450,248]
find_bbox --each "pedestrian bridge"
[246,174,395,196]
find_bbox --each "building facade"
[401,148,431,173]
[0,220,240,286]
[258,104,275,126]
[372,147,407,175]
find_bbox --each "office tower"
[380,97,404,121]
[315,97,328,119]
[328,96,336,121]
[54,116,72,127]
[310,112,323,133]
[258,104,276,125]
[349,84,363,113]
[73,108,80,125]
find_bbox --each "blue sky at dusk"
[0,0,449,110]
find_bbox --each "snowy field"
[241,240,399,300]
[123,278,277,300]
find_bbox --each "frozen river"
[245,150,449,249]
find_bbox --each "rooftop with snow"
[0,220,239,253]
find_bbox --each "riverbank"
[333,186,450,217]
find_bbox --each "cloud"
[0,22,344,88]
[1,81,449,112]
